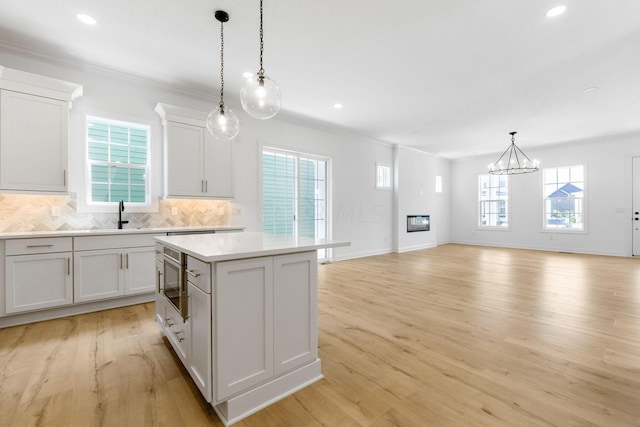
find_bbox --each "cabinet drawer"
[74,233,162,251]
[6,237,72,255]
[186,256,211,293]
[164,303,188,362]
[155,242,164,262]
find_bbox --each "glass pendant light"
[240,0,281,119]
[207,10,240,140]
[489,132,540,175]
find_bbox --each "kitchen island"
[154,232,349,426]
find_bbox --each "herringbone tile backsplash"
[0,194,229,232]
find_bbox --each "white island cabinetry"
[186,255,212,401]
[155,232,349,426]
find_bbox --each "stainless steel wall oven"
[163,246,188,321]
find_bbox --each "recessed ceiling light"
[584,86,599,93]
[546,5,567,18]
[77,13,97,25]
[333,103,343,109]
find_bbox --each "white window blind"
[262,147,330,260]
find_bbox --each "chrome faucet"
[118,200,129,229]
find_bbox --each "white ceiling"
[1,0,639,158]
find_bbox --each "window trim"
[376,162,392,190]
[477,174,511,230]
[541,164,587,233]
[78,115,157,214]
[259,143,332,261]
[435,175,443,193]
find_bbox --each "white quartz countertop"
[0,225,245,240]
[155,232,351,262]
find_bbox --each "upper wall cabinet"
[0,66,82,194]
[155,103,234,200]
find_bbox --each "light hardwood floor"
[1,244,639,426]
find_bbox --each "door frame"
[258,143,333,261]
[632,155,640,256]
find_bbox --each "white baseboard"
[0,293,155,328]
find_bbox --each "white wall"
[0,50,397,260]
[395,147,451,252]
[228,115,396,260]
[450,134,640,256]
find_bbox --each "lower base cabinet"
[74,244,156,303]
[215,251,318,400]
[215,256,275,400]
[5,252,73,313]
[74,249,123,302]
[4,237,73,314]
[188,282,212,400]
[156,248,319,425]
[164,302,188,363]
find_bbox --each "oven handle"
[164,253,181,266]
[185,269,200,278]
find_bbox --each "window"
[435,175,443,193]
[87,117,150,205]
[478,174,509,228]
[376,163,392,190]
[262,148,330,260]
[543,165,584,230]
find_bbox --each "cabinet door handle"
[174,331,185,342]
[67,258,71,276]
[63,169,67,186]
[165,318,175,327]
[157,270,163,293]
[119,253,123,270]
[205,180,208,193]
[126,253,129,269]
[26,244,54,248]
[185,269,200,278]
[201,180,205,193]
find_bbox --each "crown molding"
[0,39,399,149]
[0,40,218,103]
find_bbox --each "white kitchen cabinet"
[155,246,164,326]
[74,247,156,303]
[0,67,81,194]
[155,103,233,199]
[124,247,156,295]
[74,234,160,303]
[165,121,204,198]
[153,232,350,425]
[188,282,212,401]
[74,249,124,302]
[164,302,189,363]
[215,256,274,400]
[5,237,73,313]
[203,131,233,198]
[186,255,213,400]
[273,251,318,375]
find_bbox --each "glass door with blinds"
[262,148,330,261]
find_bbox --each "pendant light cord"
[220,20,225,107]
[258,0,264,77]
